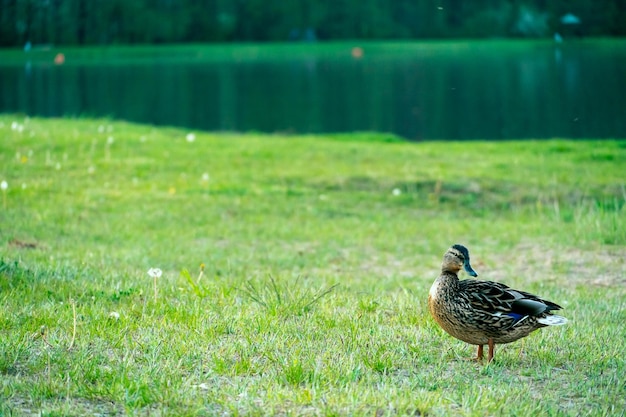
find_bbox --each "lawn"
[1,115,625,416]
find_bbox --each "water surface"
[1,41,625,140]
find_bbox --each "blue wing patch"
[507,312,526,322]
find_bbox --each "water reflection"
[1,42,625,140]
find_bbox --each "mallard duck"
[428,244,567,362]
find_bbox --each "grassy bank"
[1,115,625,416]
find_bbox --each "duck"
[428,244,567,362]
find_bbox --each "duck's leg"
[487,338,495,363]
[474,345,484,361]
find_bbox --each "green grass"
[1,115,625,416]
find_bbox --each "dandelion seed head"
[186,133,196,142]
[201,173,210,182]
[147,268,163,278]
[107,136,114,145]
[392,188,402,196]
[1,180,7,191]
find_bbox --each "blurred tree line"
[1,0,624,47]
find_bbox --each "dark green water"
[1,41,625,140]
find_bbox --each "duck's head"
[442,244,478,277]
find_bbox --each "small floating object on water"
[351,47,363,59]
[54,53,65,65]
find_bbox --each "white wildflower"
[148,268,162,278]
[148,267,162,303]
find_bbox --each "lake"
[1,40,625,140]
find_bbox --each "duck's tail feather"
[537,315,568,326]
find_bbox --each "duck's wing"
[459,279,559,317]
[459,279,516,313]
[506,288,563,312]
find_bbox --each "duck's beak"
[464,260,478,277]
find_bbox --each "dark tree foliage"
[1,0,624,47]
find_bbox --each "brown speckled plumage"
[428,244,567,362]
